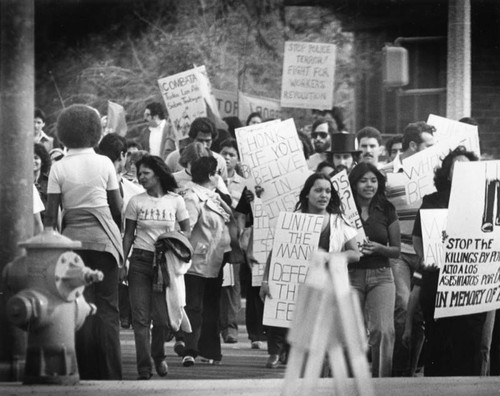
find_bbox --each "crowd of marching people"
[31,102,499,381]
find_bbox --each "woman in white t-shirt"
[123,155,190,380]
[45,104,123,380]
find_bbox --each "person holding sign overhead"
[349,162,401,377]
[260,173,360,368]
[405,146,485,376]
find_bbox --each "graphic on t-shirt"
[138,206,174,221]
[482,162,500,233]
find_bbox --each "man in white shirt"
[34,108,54,152]
[137,102,176,161]
[166,117,227,181]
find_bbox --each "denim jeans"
[349,266,395,377]
[183,273,223,360]
[390,253,425,375]
[220,263,241,340]
[240,262,266,342]
[128,249,169,377]
[74,250,122,380]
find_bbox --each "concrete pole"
[446,0,471,119]
[0,0,35,381]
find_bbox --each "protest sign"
[236,119,311,286]
[158,65,218,139]
[435,161,500,318]
[263,212,323,328]
[280,41,336,110]
[236,118,311,225]
[251,198,273,286]
[107,101,127,136]
[238,91,281,121]
[211,89,282,122]
[330,169,367,249]
[420,209,448,268]
[399,135,478,205]
[212,89,238,118]
[427,114,480,156]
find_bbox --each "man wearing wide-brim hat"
[327,133,362,174]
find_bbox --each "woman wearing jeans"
[179,156,232,367]
[45,104,123,380]
[349,162,401,377]
[123,155,190,379]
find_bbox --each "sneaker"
[266,354,280,368]
[224,335,238,344]
[137,372,152,380]
[182,355,195,367]
[120,318,131,329]
[174,340,185,356]
[154,359,168,377]
[199,356,221,365]
[251,341,263,349]
[279,350,288,365]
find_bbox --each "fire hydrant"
[3,228,103,385]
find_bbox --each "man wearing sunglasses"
[307,117,338,170]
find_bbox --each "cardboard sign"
[399,134,479,205]
[427,114,480,156]
[420,209,448,268]
[238,91,281,121]
[236,118,310,225]
[212,89,239,118]
[212,89,282,123]
[330,169,367,249]
[158,65,218,139]
[280,41,336,110]
[435,161,500,318]
[107,101,127,136]
[251,198,272,286]
[263,212,323,328]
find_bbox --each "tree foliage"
[35,0,355,135]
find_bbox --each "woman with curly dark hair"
[405,146,484,377]
[349,162,401,377]
[44,104,123,380]
[260,173,360,368]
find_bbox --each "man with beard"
[328,133,361,175]
[307,117,338,170]
[357,126,383,167]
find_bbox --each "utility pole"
[0,0,35,381]
[447,0,471,119]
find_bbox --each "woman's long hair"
[136,154,178,193]
[34,143,51,176]
[295,173,342,214]
[349,162,391,215]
